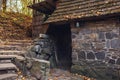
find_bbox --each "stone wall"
[71,18,120,80]
[16,34,56,80]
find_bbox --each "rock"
[98,32,105,41]
[82,43,92,49]
[26,59,33,70]
[72,34,76,39]
[24,34,61,79]
[31,45,41,53]
[87,52,95,59]
[39,34,49,38]
[71,65,85,75]
[106,32,113,39]
[111,39,120,49]
[29,59,50,78]
[106,40,111,48]
[95,51,105,60]
[42,48,51,54]
[116,58,120,65]
[108,59,115,64]
[78,51,86,60]
[28,51,36,58]
[72,52,78,62]
[94,42,104,50]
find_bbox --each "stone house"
[29,0,120,79]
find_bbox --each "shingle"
[45,0,120,23]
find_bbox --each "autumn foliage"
[0,12,32,40]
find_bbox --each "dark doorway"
[46,23,72,70]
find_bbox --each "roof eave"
[44,12,120,24]
[28,1,56,15]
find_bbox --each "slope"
[0,12,32,40]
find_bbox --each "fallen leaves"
[0,12,32,40]
[48,69,96,80]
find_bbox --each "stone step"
[0,60,12,63]
[1,42,32,46]
[0,73,17,80]
[0,45,23,51]
[0,69,16,75]
[8,40,32,43]
[0,55,25,61]
[0,51,26,55]
[0,63,17,71]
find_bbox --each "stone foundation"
[71,18,120,80]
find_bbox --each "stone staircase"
[0,55,18,80]
[0,40,32,55]
[0,40,32,80]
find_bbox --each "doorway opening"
[46,23,72,70]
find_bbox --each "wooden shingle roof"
[45,0,120,23]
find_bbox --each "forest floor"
[16,69,95,80]
[47,69,95,80]
[0,12,32,41]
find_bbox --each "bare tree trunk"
[15,0,19,12]
[2,0,7,12]
[33,0,35,4]
[9,0,12,11]
[0,0,3,12]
